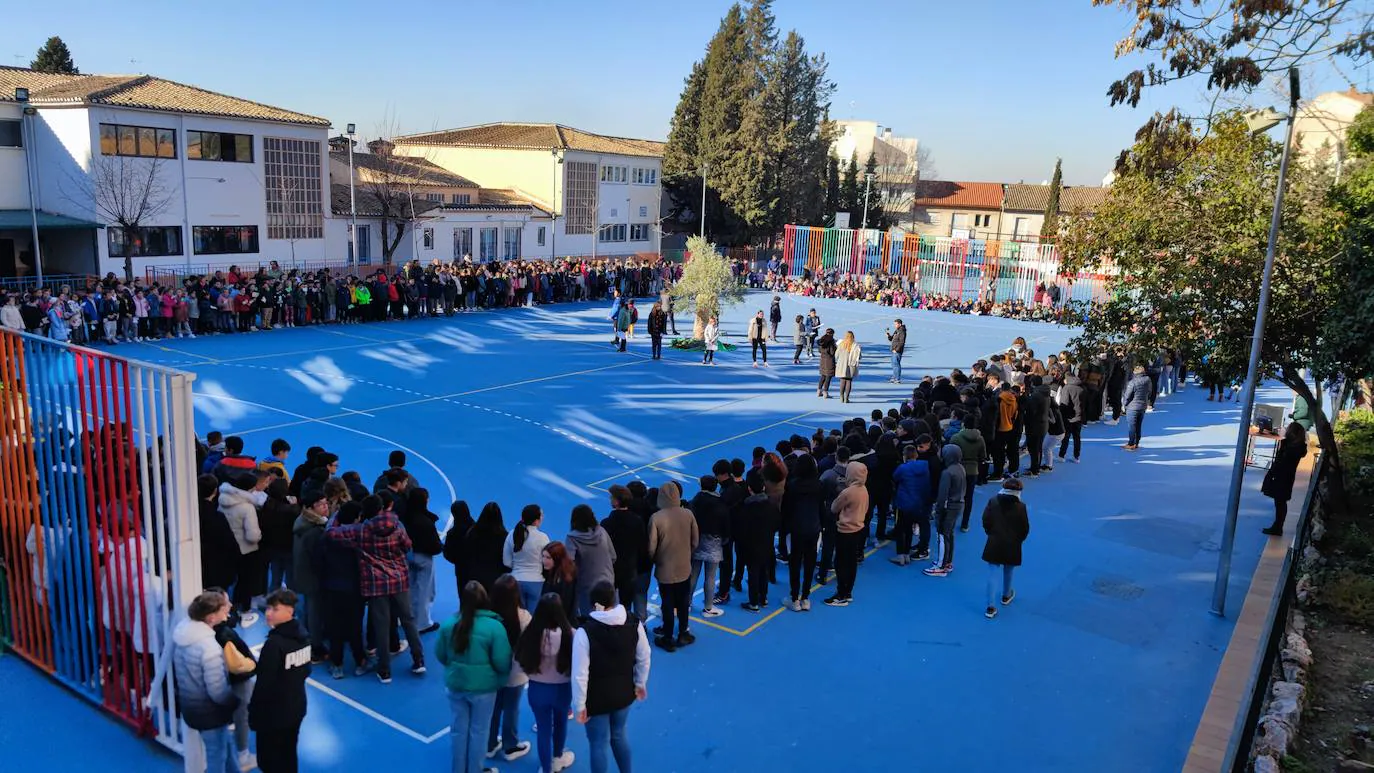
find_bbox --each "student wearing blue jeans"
[436,582,512,773]
[519,593,578,772]
[980,478,1029,620]
[573,582,652,773]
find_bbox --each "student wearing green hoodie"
[436,582,511,773]
[951,412,988,532]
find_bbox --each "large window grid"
[502,227,521,259]
[563,161,597,235]
[598,224,627,243]
[108,226,182,257]
[263,137,324,240]
[630,224,651,242]
[193,225,259,255]
[99,123,176,158]
[632,167,658,185]
[479,227,498,261]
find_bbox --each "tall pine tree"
[662,1,835,245]
[31,36,79,74]
[1041,158,1063,239]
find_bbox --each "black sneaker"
[676,631,696,647]
[419,623,440,634]
[652,625,666,637]
[823,596,850,607]
[654,635,677,652]
[814,572,830,585]
[411,662,427,675]
[712,593,731,605]
[913,550,931,561]
[377,671,393,684]
[741,602,761,613]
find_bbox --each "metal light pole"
[700,163,709,238]
[550,148,562,260]
[347,123,357,267]
[1212,67,1300,618]
[16,88,43,285]
[861,171,875,231]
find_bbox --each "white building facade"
[392,123,664,260]
[1,66,331,281]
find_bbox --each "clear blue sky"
[1,0,1358,186]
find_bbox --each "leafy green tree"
[840,151,859,225]
[31,36,79,74]
[672,235,746,337]
[1058,111,1348,490]
[1317,105,1374,411]
[824,153,841,225]
[1041,158,1062,239]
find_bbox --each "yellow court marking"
[583,410,821,488]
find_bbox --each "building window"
[502,227,521,259]
[479,227,498,261]
[563,161,597,235]
[263,137,323,240]
[0,120,21,148]
[598,224,627,243]
[451,193,471,205]
[193,225,259,255]
[99,123,176,158]
[600,165,627,183]
[422,227,434,250]
[638,206,648,218]
[453,227,472,259]
[187,131,253,162]
[108,226,182,257]
[426,193,442,202]
[632,168,658,185]
[537,226,546,247]
[630,224,650,242]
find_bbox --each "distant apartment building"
[1293,87,1372,173]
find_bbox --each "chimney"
[883,128,893,141]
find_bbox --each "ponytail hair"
[514,504,541,552]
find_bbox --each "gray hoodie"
[567,525,617,594]
[936,445,966,512]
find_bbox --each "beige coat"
[647,481,699,584]
[831,464,870,534]
[836,341,862,379]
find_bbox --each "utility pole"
[347,123,357,266]
[700,163,709,238]
[861,171,875,231]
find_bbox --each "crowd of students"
[178,326,1221,772]
[0,255,680,344]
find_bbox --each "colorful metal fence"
[781,225,1119,306]
[0,328,199,755]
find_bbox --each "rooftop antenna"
[130,58,142,72]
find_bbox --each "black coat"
[781,476,824,536]
[981,494,1030,566]
[402,508,443,556]
[818,336,837,377]
[929,380,960,407]
[689,491,731,541]
[199,498,240,590]
[735,493,780,560]
[441,513,476,587]
[601,508,647,586]
[1023,386,1052,437]
[462,528,509,593]
[1262,439,1308,502]
[259,483,300,554]
[248,618,311,731]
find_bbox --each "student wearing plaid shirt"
[325,494,426,683]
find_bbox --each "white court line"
[198,393,457,503]
[307,676,436,743]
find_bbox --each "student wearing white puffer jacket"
[220,473,269,620]
[173,590,240,773]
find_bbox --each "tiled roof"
[0,66,328,126]
[330,150,478,188]
[396,122,666,158]
[911,180,1004,210]
[330,184,441,218]
[1002,184,1110,214]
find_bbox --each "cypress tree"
[841,151,860,226]
[824,153,841,225]
[31,36,79,74]
[1041,158,1063,239]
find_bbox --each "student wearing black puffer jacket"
[260,477,300,596]
[688,476,730,618]
[250,590,312,772]
[782,455,824,611]
[320,503,369,680]
[199,474,240,592]
[401,487,443,633]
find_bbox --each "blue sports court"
[1,290,1279,772]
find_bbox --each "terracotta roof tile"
[397,122,665,158]
[330,150,477,188]
[1061,186,1109,212]
[911,181,1004,210]
[0,66,328,126]
[1002,183,1109,214]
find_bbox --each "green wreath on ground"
[670,338,737,352]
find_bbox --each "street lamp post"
[15,88,43,285]
[347,123,357,267]
[861,171,875,232]
[1212,67,1301,617]
[551,148,562,260]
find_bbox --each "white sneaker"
[702,607,723,617]
[237,750,257,771]
[553,751,576,772]
[237,611,259,628]
[503,742,531,761]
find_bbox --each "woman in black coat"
[781,454,825,610]
[461,502,509,593]
[816,329,837,398]
[981,478,1030,620]
[1261,422,1308,536]
[198,474,240,591]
